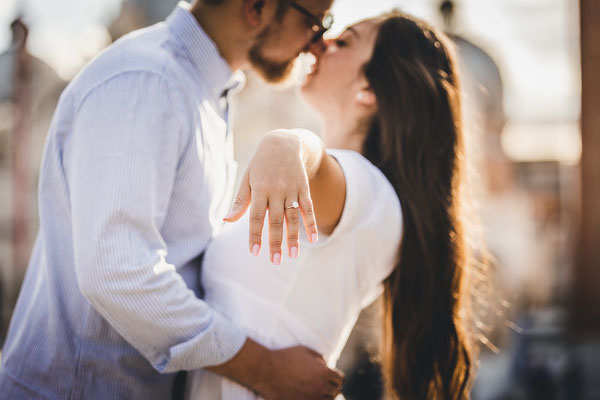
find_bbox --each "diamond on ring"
[286,201,299,210]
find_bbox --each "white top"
[187,149,403,399]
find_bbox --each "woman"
[188,11,476,400]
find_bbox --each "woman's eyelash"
[335,39,347,47]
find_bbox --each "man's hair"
[202,0,292,19]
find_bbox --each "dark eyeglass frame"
[290,2,334,43]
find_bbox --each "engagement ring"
[285,201,299,210]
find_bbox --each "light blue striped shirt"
[0,3,248,398]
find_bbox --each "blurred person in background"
[0,0,346,399]
[197,10,481,400]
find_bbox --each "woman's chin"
[299,82,317,106]
[300,70,322,91]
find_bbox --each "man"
[0,0,342,398]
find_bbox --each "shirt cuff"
[158,310,248,373]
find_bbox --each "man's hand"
[257,345,345,400]
[223,129,325,265]
[208,338,344,400]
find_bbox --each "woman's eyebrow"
[347,26,360,38]
[341,26,361,39]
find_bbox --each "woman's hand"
[223,129,325,264]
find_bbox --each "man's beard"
[248,26,297,83]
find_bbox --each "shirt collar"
[166,2,244,99]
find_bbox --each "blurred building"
[438,1,585,398]
[0,18,67,340]
[109,0,180,40]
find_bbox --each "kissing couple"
[0,0,477,399]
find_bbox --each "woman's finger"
[224,172,251,222]
[299,190,318,243]
[248,192,267,257]
[284,196,300,258]
[268,198,285,265]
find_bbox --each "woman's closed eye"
[335,39,348,47]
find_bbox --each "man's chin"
[248,51,296,84]
[252,61,295,84]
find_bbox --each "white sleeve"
[326,149,403,294]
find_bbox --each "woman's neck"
[321,114,370,154]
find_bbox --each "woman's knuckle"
[250,212,264,223]
[250,233,262,242]
[253,182,269,192]
[270,217,283,227]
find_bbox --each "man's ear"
[242,0,276,28]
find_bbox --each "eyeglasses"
[290,2,334,43]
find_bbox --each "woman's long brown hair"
[361,12,475,399]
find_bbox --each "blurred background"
[0,0,598,399]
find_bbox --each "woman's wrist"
[260,130,302,158]
[261,129,324,180]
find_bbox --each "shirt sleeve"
[326,149,403,298]
[67,71,247,373]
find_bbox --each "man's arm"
[69,71,248,372]
[209,339,344,399]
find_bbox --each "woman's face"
[300,19,380,117]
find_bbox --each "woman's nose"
[306,38,329,57]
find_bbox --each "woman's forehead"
[345,19,381,37]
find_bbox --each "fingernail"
[223,210,234,221]
[251,244,260,256]
[311,233,318,243]
[272,253,281,265]
[290,246,298,258]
